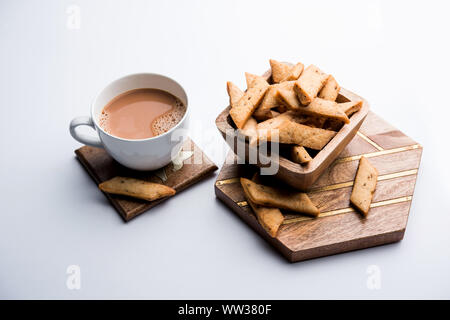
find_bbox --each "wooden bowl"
[215,69,370,191]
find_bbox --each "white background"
[1,0,449,299]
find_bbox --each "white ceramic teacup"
[69,73,189,171]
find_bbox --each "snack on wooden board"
[246,199,284,237]
[229,76,269,129]
[255,111,298,141]
[339,100,363,117]
[274,110,324,128]
[323,119,344,132]
[270,60,305,83]
[269,59,292,83]
[281,62,304,82]
[277,87,302,110]
[245,72,264,88]
[291,145,312,164]
[240,177,284,237]
[225,59,363,164]
[239,117,258,145]
[253,85,281,120]
[350,157,378,216]
[299,115,326,128]
[294,65,329,105]
[275,120,337,150]
[240,178,319,216]
[226,81,244,108]
[318,75,340,101]
[255,110,336,149]
[256,111,298,131]
[296,98,350,124]
[99,177,176,201]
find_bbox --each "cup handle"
[69,116,103,148]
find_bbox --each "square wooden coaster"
[215,112,423,262]
[76,138,217,221]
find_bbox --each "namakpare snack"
[226,59,363,163]
[99,177,176,201]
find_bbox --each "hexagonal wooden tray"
[215,111,422,262]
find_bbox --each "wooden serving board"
[215,112,422,262]
[76,138,217,221]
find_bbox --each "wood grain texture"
[76,138,217,221]
[214,113,422,262]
